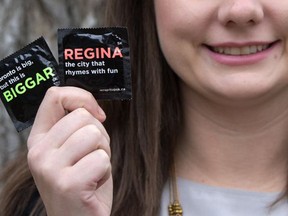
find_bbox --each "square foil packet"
[0,37,60,132]
[58,27,132,100]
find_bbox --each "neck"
[175,84,288,192]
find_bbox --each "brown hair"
[0,0,182,215]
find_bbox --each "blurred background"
[0,0,105,169]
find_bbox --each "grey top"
[160,178,288,216]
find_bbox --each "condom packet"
[0,37,60,132]
[58,27,132,100]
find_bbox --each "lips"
[204,40,280,66]
[206,41,278,56]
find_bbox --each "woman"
[2,0,288,215]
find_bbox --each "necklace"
[168,162,183,216]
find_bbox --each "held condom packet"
[58,27,132,100]
[0,37,60,132]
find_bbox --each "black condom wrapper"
[0,37,60,132]
[58,27,132,100]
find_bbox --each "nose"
[218,0,264,27]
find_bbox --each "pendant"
[168,201,183,216]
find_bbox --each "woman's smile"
[204,40,281,66]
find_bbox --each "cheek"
[155,0,209,41]
[266,3,288,57]
[154,0,211,82]
[154,0,216,60]
[259,0,288,33]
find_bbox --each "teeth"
[213,45,269,55]
[241,46,250,55]
[250,46,257,54]
[230,47,240,55]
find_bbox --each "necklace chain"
[168,162,183,216]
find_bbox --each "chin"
[207,81,285,106]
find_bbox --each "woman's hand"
[27,86,112,216]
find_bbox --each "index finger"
[30,86,106,137]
